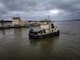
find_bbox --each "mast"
[48,15,50,20]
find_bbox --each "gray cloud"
[0,1,8,15]
[0,0,38,11]
[45,0,80,12]
[0,0,80,20]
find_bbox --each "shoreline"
[0,26,29,30]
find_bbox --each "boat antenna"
[48,15,50,20]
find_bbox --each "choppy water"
[0,21,80,60]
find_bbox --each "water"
[0,21,80,60]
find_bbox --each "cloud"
[0,0,80,20]
[0,1,8,15]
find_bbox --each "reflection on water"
[29,37,59,52]
[1,29,5,35]
[0,21,80,60]
[29,37,59,45]
[30,37,59,51]
[13,28,23,37]
[14,28,22,34]
[29,37,60,60]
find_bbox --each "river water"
[0,21,80,60]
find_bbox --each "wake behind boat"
[29,20,59,39]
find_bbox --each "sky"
[0,0,80,21]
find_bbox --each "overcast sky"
[0,0,80,20]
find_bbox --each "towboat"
[29,20,59,39]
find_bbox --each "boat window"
[43,30,46,33]
[51,24,54,28]
[34,32,38,35]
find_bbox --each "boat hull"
[29,30,59,39]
